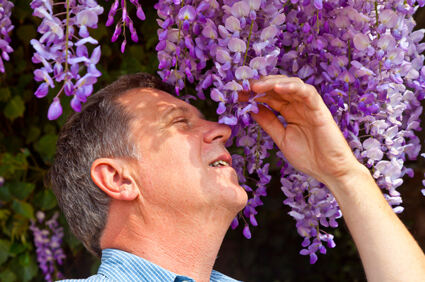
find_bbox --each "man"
[50,73,425,281]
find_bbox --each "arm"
[329,163,425,281]
[246,75,425,281]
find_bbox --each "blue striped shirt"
[59,248,240,282]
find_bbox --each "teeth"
[209,160,229,167]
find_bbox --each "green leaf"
[0,152,28,178]
[9,253,38,282]
[33,134,58,162]
[9,241,27,256]
[11,214,30,242]
[0,88,11,102]
[0,184,12,202]
[0,239,11,266]
[23,261,38,282]
[7,182,35,200]
[25,126,41,144]
[1,136,24,155]
[43,123,56,135]
[0,209,11,224]
[3,96,25,121]
[34,189,57,211]
[0,269,16,282]
[11,200,34,219]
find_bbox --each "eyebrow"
[160,105,205,122]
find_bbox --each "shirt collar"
[98,249,239,282]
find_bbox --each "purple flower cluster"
[278,151,340,264]
[155,0,425,263]
[271,0,425,262]
[106,0,146,53]
[30,211,66,282]
[30,0,103,120]
[0,0,14,73]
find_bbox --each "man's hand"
[245,75,361,186]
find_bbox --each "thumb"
[251,105,286,150]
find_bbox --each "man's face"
[119,88,248,219]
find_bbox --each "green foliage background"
[0,1,424,281]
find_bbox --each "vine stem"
[375,1,381,40]
[64,0,71,84]
[174,0,185,73]
[54,83,66,98]
[347,40,352,108]
[255,126,261,168]
[122,0,127,41]
[316,10,320,34]
[243,20,254,66]
[374,0,379,27]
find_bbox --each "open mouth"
[209,153,233,168]
[209,160,231,168]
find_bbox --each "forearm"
[325,164,425,282]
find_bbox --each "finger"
[274,82,322,111]
[238,90,291,114]
[254,78,322,109]
[249,75,288,86]
[254,74,288,82]
[250,105,286,150]
[251,76,303,94]
[238,89,291,103]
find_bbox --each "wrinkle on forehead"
[119,88,181,121]
[117,87,189,152]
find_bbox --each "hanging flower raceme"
[30,0,103,120]
[154,0,425,264]
[30,211,66,282]
[0,0,14,73]
[106,0,146,53]
[273,0,425,263]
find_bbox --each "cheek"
[140,149,205,204]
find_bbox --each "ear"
[91,158,139,201]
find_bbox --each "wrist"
[323,162,373,196]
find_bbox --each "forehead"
[118,87,201,123]
[117,88,201,151]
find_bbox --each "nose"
[203,121,232,144]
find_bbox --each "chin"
[237,187,249,211]
[225,183,248,213]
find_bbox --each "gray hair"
[49,73,173,257]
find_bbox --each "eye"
[173,117,189,124]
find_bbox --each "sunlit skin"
[91,75,425,282]
[122,88,248,216]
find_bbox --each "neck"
[100,200,234,282]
